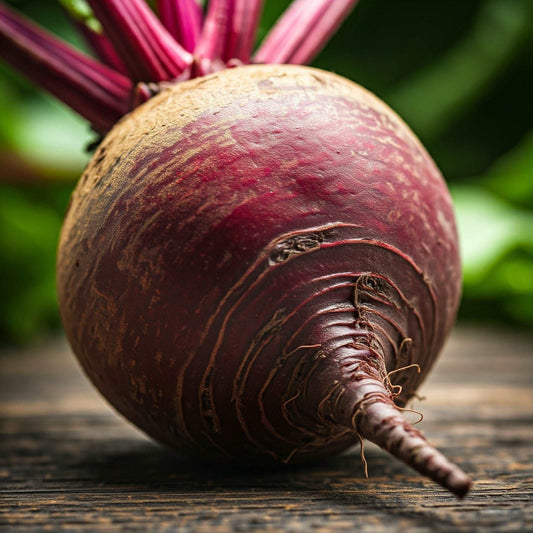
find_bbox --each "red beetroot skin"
[57,65,468,495]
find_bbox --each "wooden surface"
[1,327,532,532]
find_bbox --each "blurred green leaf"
[10,94,93,175]
[0,186,66,344]
[452,132,533,327]
[58,0,102,33]
[388,0,533,141]
[452,185,533,283]
[483,131,533,209]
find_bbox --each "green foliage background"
[0,0,532,345]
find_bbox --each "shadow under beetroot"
[62,435,467,530]
[72,437,436,500]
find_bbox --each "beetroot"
[0,0,472,497]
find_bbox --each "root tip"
[447,470,473,499]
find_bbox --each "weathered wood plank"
[0,327,532,531]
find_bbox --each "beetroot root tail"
[351,389,472,498]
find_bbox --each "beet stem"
[254,0,359,65]
[75,20,128,74]
[225,0,265,63]
[253,0,306,65]
[0,3,132,134]
[335,361,472,498]
[194,0,234,74]
[157,0,203,53]
[87,0,193,82]
[59,0,127,73]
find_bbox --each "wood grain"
[1,327,532,532]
